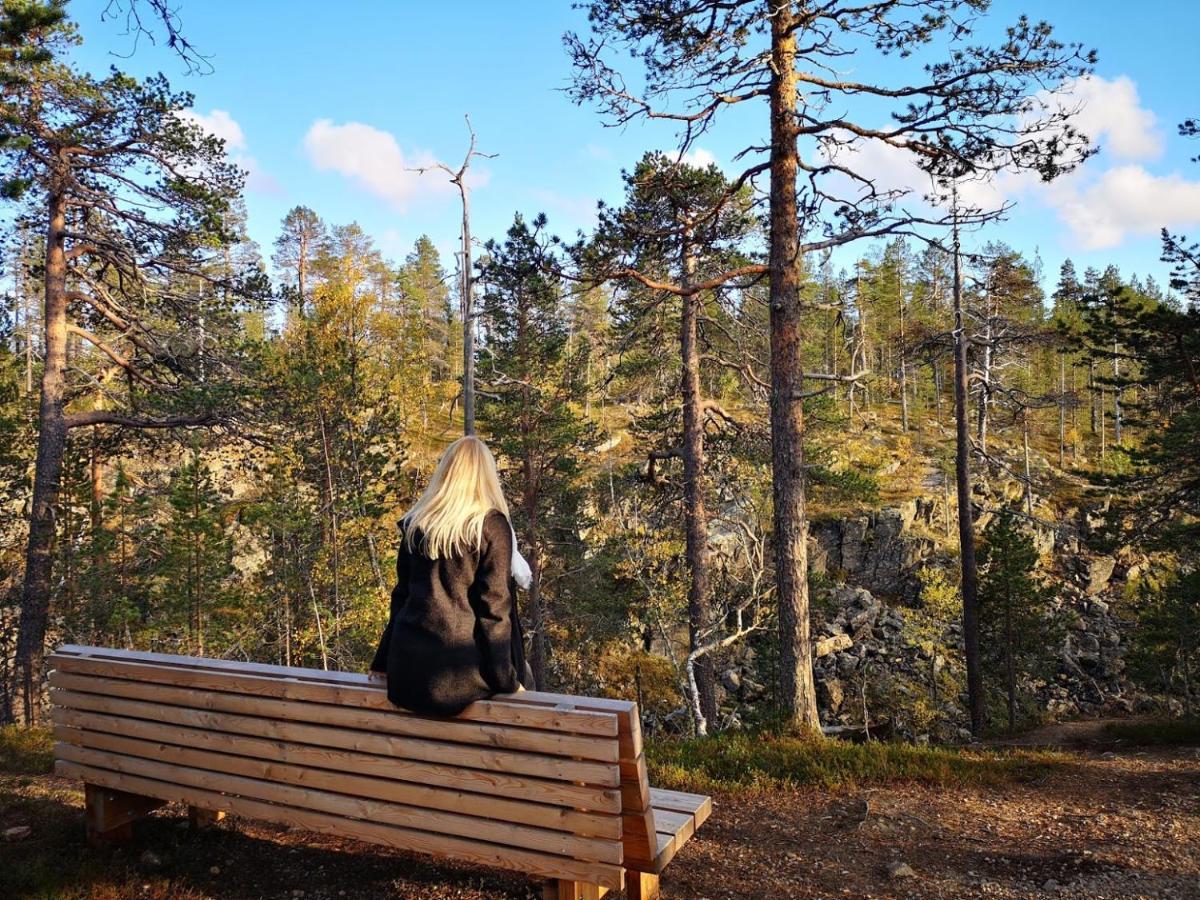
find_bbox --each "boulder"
[816,633,853,658]
[1085,556,1116,595]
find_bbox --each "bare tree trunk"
[1058,353,1067,468]
[976,320,992,453]
[951,209,983,737]
[460,182,476,435]
[679,232,718,733]
[1112,342,1122,445]
[14,189,69,726]
[1023,407,1034,517]
[898,280,909,432]
[768,2,820,732]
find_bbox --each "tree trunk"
[898,281,909,432]
[460,183,476,435]
[1112,342,1122,445]
[679,232,718,733]
[14,188,69,726]
[1058,354,1066,468]
[976,320,992,453]
[768,2,820,732]
[951,210,984,737]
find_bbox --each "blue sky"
[67,0,1200,291]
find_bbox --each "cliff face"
[808,499,939,600]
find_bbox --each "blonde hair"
[402,436,510,559]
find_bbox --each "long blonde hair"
[402,436,511,559]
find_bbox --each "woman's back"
[372,508,526,715]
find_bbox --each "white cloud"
[1032,75,1162,162]
[179,109,246,152]
[1047,165,1200,250]
[303,119,472,211]
[680,147,718,169]
[178,108,281,195]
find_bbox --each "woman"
[370,435,531,715]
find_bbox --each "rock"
[720,668,742,692]
[818,678,845,713]
[2,825,31,842]
[815,633,853,658]
[139,849,162,869]
[209,866,221,875]
[1085,556,1116,595]
[887,861,917,880]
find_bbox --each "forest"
[0,2,1198,898]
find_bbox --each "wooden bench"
[49,645,710,899]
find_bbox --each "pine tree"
[480,212,595,689]
[978,508,1057,734]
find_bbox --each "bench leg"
[188,806,226,830]
[625,871,661,900]
[543,880,607,900]
[85,783,165,847]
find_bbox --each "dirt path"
[3,747,1198,898]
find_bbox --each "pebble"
[2,825,31,842]
[887,861,916,879]
[210,866,221,875]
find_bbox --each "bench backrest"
[50,645,660,890]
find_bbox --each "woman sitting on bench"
[370,435,533,715]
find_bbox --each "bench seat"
[49,645,709,899]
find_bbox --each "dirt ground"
[3,742,1198,899]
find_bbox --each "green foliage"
[1126,567,1200,715]
[0,723,52,773]
[978,508,1060,734]
[647,729,1064,794]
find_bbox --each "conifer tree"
[1,2,263,722]
[978,507,1056,734]
[480,212,595,689]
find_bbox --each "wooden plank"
[48,671,616,763]
[55,725,621,839]
[649,788,712,827]
[56,743,621,865]
[51,708,618,812]
[624,870,660,900]
[51,650,618,737]
[50,690,619,787]
[56,760,623,889]
[651,808,693,840]
[517,691,643,760]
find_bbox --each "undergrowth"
[648,728,1065,794]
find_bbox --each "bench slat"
[56,743,622,865]
[50,690,619,787]
[52,708,618,813]
[51,650,618,737]
[49,671,616,763]
[54,759,624,889]
[55,726,620,839]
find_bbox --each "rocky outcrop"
[808,501,938,599]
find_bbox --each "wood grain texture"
[55,725,620,838]
[56,744,621,865]
[58,760,623,889]
[51,649,618,737]
[50,689,619,787]
[51,708,619,811]
[48,670,616,762]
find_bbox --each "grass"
[0,724,54,775]
[1104,718,1200,746]
[648,727,1066,794]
